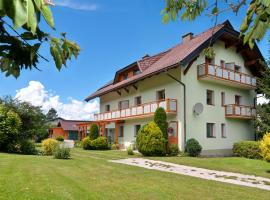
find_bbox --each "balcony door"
[118,100,129,110]
[235,95,242,105]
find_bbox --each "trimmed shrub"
[56,136,64,142]
[42,138,59,155]
[82,137,92,150]
[154,107,168,140]
[127,146,134,155]
[20,140,37,155]
[169,144,179,156]
[185,138,202,157]
[233,141,261,159]
[89,124,99,140]
[111,143,120,150]
[136,121,166,156]
[259,133,270,162]
[91,137,108,150]
[53,147,71,159]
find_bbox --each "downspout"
[165,68,187,147]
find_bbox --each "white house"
[85,21,265,156]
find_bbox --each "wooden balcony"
[94,99,177,122]
[197,63,256,89]
[225,104,256,119]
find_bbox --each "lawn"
[0,149,269,200]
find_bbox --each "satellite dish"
[193,103,204,115]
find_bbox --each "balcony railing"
[94,98,177,121]
[225,104,256,119]
[198,63,256,89]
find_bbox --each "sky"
[0,0,269,119]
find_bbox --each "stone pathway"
[110,158,270,191]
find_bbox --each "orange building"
[49,119,92,141]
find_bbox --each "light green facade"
[98,40,256,156]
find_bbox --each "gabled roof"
[57,119,92,131]
[85,20,265,101]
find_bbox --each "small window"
[134,96,142,106]
[105,104,110,112]
[123,73,128,80]
[207,90,214,105]
[221,123,226,138]
[119,125,124,137]
[157,90,166,100]
[134,125,141,137]
[220,60,225,68]
[119,100,129,110]
[235,65,241,73]
[221,92,225,106]
[207,123,215,138]
[235,95,241,105]
[133,69,140,76]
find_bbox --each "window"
[235,95,241,105]
[134,125,141,137]
[235,65,241,73]
[221,123,226,138]
[119,125,124,137]
[221,92,225,106]
[118,100,129,110]
[105,104,110,112]
[157,90,166,100]
[206,90,214,105]
[134,96,142,106]
[207,123,215,138]
[133,69,140,76]
[123,73,128,80]
[220,60,225,68]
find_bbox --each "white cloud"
[15,81,99,120]
[54,0,98,11]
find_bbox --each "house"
[85,20,265,156]
[49,119,92,141]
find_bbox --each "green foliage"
[42,138,59,155]
[56,136,64,142]
[46,108,58,121]
[169,144,180,156]
[255,103,270,139]
[82,137,91,150]
[91,137,108,150]
[127,146,134,155]
[259,133,270,162]
[154,107,168,140]
[233,141,261,159]
[0,0,80,78]
[0,104,22,151]
[185,138,202,157]
[89,124,99,140]
[74,140,82,148]
[20,139,37,155]
[203,47,215,60]
[162,0,270,48]
[136,121,166,156]
[53,146,71,159]
[111,143,120,150]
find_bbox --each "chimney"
[142,54,150,59]
[182,32,194,43]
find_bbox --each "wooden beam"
[117,91,121,96]
[184,56,198,75]
[237,46,249,53]
[245,60,257,67]
[132,85,138,90]
[225,40,240,49]
[124,88,129,93]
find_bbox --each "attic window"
[123,73,128,80]
[133,69,140,75]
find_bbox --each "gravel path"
[110,158,270,191]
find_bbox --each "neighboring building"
[49,119,92,140]
[46,117,65,127]
[85,21,265,155]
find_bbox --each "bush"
[42,138,59,155]
[111,143,120,150]
[74,140,82,148]
[185,138,202,157]
[127,146,134,155]
[20,140,37,155]
[169,144,179,156]
[136,121,166,156]
[259,133,270,162]
[233,141,261,159]
[53,147,71,159]
[82,137,92,150]
[56,136,64,142]
[91,137,108,150]
[154,107,168,140]
[89,124,99,140]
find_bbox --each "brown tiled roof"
[85,20,263,101]
[58,119,92,131]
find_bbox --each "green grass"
[0,149,269,200]
[150,156,270,179]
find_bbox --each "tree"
[89,123,99,140]
[0,0,80,78]
[46,108,58,121]
[154,107,168,140]
[162,0,270,49]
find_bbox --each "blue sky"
[0,0,268,119]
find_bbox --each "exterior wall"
[50,128,68,139]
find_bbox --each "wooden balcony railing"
[225,104,256,119]
[94,98,177,121]
[197,63,256,88]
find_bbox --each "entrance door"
[168,122,178,145]
[106,128,115,144]
[69,131,78,140]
